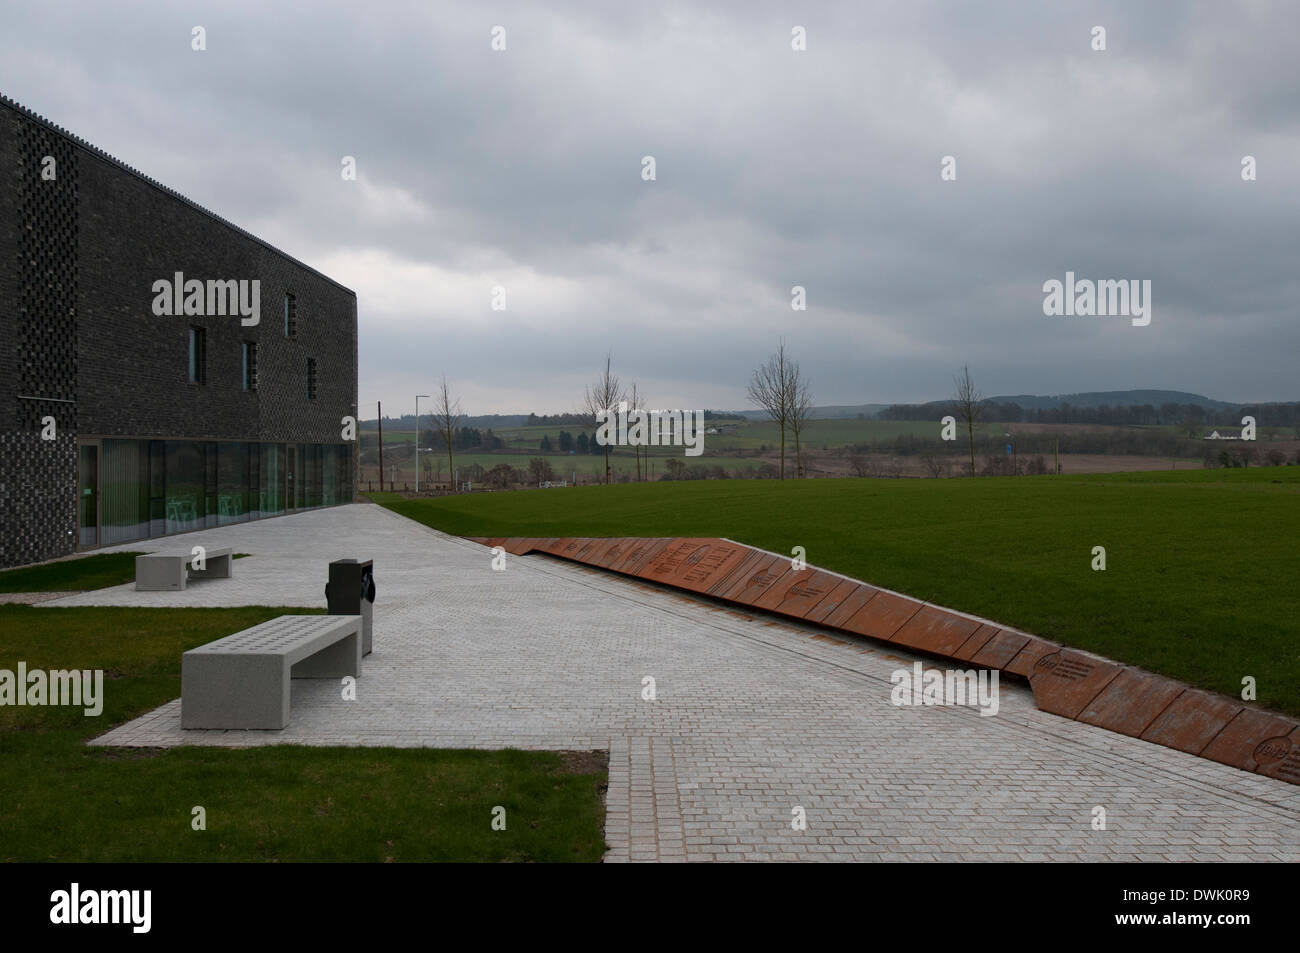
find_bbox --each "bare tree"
[528,457,555,485]
[951,364,985,477]
[629,380,644,482]
[584,350,625,484]
[786,359,813,478]
[920,452,946,478]
[747,340,791,479]
[433,374,463,490]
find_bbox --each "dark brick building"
[1,93,358,568]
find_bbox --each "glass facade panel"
[78,439,350,546]
[322,445,338,506]
[205,442,218,528]
[100,439,148,544]
[149,440,166,537]
[217,442,250,525]
[260,444,285,516]
[78,445,98,547]
[165,441,205,534]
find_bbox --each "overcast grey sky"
[3,1,1298,416]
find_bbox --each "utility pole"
[415,394,430,493]
[377,401,385,491]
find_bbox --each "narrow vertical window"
[188,326,206,383]
[307,358,317,400]
[242,341,258,391]
[284,293,297,337]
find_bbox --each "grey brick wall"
[1,103,80,567]
[0,95,358,568]
[76,152,358,443]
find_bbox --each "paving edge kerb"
[469,535,1300,788]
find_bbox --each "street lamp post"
[415,394,431,493]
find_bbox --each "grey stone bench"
[181,614,363,729]
[135,546,233,591]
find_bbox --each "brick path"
[58,504,1300,861]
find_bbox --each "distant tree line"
[418,426,505,451]
[525,412,592,427]
[850,428,1199,459]
[880,400,1300,430]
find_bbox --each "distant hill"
[726,404,889,421]
[361,413,529,430]
[986,391,1239,412]
[361,392,1275,429]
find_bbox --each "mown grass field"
[377,468,1300,717]
[0,605,607,862]
[0,552,257,593]
[0,552,146,592]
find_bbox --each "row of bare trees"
[746,339,813,479]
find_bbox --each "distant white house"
[1205,431,1240,440]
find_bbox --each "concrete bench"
[181,614,363,729]
[135,546,233,591]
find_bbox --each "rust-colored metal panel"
[716,553,788,603]
[1138,690,1243,755]
[802,579,861,624]
[673,541,772,595]
[609,538,673,575]
[545,537,577,557]
[1003,636,1060,677]
[501,538,542,556]
[952,624,1000,662]
[639,539,752,594]
[818,584,881,630]
[584,538,630,569]
[1076,670,1187,737]
[888,606,982,655]
[1028,650,1124,719]
[707,549,775,598]
[1253,728,1300,784]
[1200,708,1300,771]
[562,538,604,563]
[753,569,844,618]
[970,630,1031,669]
[841,591,925,641]
[750,567,813,610]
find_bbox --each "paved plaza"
[51,503,1300,862]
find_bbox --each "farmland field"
[359,416,1291,487]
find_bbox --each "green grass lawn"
[0,605,607,861]
[377,468,1300,718]
[0,551,256,593]
[0,552,148,592]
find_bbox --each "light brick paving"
[53,503,1300,862]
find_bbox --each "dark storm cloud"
[2,0,1296,414]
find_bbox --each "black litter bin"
[325,559,375,656]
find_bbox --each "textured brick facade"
[1,94,358,568]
